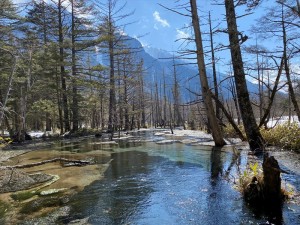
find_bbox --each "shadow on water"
[57,140,299,225]
[221,147,285,225]
[211,147,286,225]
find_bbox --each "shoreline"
[0,128,300,224]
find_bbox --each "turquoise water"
[54,132,300,225]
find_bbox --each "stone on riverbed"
[91,141,118,145]
[179,139,199,145]
[40,188,67,196]
[155,140,174,145]
[0,170,53,193]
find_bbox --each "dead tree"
[190,0,226,147]
[224,0,265,152]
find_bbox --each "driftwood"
[0,158,91,169]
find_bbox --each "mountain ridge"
[123,36,259,102]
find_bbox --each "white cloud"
[176,29,190,40]
[117,29,127,36]
[153,11,170,28]
[291,63,300,75]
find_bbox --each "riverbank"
[0,128,299,224]
[0,138,112,224]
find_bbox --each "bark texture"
[190,0,226,147]
[263,155,282,203]
[224,0,264,151]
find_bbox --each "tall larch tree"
[69,0,95,131]
[189,0,226,147]
[57,0,70,133]
[224,0,265,152]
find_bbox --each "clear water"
[54,132,300,225]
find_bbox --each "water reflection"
[57,140,298,225]
[210,147,223,181]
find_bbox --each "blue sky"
[119,0,192,51]
[14,0,297,76]
[116,0,270,74]
[13,0,263,53]
[119,0,225,51]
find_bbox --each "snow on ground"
[154,129,211,139]
[28,131,45,138]
[172,129,212,139]
[267,116,300,128]
[152,128,243,146]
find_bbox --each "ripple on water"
[57,141,300,225]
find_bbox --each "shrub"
[237,162,263,192]
[223,124,245,139]
[261,122,300,151]
[0,137,12,149]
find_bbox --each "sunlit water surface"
[44,132,300,224]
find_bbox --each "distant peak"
[144,46,174,60]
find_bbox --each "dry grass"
[261,122,300,151]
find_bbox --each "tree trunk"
[0,53,17,128]
[209,12,220,120]
[172,58,183,127]
[58,0,70,132]
[224,0,264,151]
[163,70,167,128]
[71,0,78,132]
[45,112,51,132]
[190,0,226,147]
[263,154,282,204]
[123,65,130,131]
[211,94,246,141]
[281,5,300,121]
[229,73,242,125]
[55,69,63,134]
[107,25,116,132]
[259,57,284,128]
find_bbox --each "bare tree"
[224,0,265,152]
[190,0,226,147]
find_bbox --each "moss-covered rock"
[20,195,67,214]
[11,191,38,201]
[0,200,10,217]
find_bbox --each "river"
[2,130,300,224]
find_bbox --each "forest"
[1,0,300,224]
[0,0,299,150]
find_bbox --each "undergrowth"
[236,161,295,200]
[0,137,12,149]
[260,122,300,151]
[11,191,38,202]
[223,124,245,139]
[224,122,300,151]
[0,200,10,217]
[236,162,263,192]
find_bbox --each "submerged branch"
[0,158,91,169]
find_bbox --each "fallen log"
[0,158,91,169]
